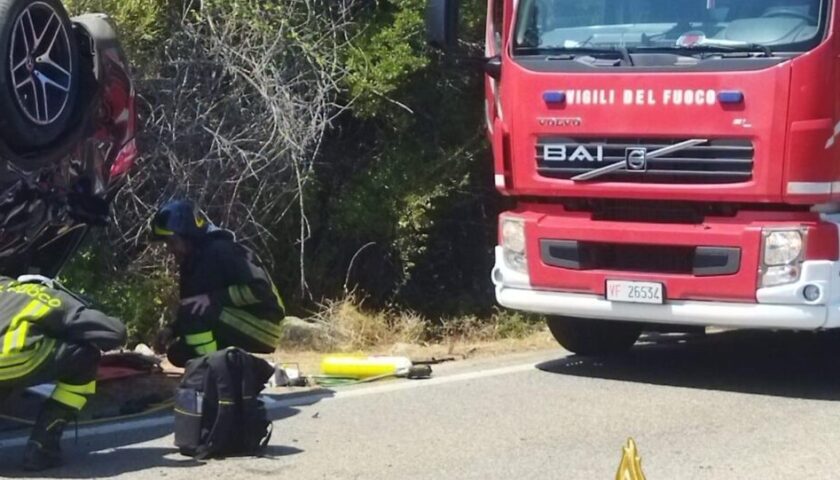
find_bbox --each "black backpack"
[174,347,275,459]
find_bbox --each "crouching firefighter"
[150,200,285,367]
[0,276,126,471]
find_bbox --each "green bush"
[59,237,176,345]
[305,0,498,316]
[492,310,546,340]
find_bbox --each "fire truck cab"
[428,0,840,354]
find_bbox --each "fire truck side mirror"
[426,0,459,52]
[484,55,502,79]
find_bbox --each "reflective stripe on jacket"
[0,277,125,380]
[179,230,285,347]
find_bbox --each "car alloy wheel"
[9,0,72,126]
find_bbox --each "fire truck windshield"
[513,0,827,55]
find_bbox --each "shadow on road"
[537,330,840,401]
[0,389,331,478]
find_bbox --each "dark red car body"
[0,13,135,276]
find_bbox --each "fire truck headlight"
[762,230,804,267]
[502,218,526,253]
[759,228,806,288]
[502,218,527,273]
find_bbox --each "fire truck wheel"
[546,316,642,356]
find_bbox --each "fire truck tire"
[547,316,642,355]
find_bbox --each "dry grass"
[305,294,427,351]
[288,294,547,354]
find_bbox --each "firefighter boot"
[22,399,75,471]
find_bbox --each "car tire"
[0,0,79,149]
[547,316,642,355]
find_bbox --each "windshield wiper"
[632,41,773,57]
[516,46,635,65]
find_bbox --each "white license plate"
[606,280,664,304]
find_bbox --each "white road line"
[332,362,536,400]
[0,361,538,449]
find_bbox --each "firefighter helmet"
[150,200,210,240]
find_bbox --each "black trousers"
[0,341,100,414]
[0,341,99,390]
[167,318,273,368]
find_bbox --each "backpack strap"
[260,422,273,449]
[239,352,273,450]
[195,349,240,459]
[241,353,273,397]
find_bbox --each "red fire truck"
[427,0,840,354]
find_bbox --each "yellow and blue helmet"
[150,200,211,240]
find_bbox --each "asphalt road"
[4,329,840,479]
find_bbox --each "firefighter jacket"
[177,229,285,349]
[0,277,126,381]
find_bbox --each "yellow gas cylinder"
[320,355,412,379]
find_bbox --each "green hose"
[309,373,397,387]
[0,400,174,427]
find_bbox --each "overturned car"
[0,0,136,277]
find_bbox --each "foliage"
[343,0,431,119]
[59,236,177,345]
[305,0,497,315]
[109,0,357,306]
[62,0,504,342]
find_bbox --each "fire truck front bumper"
[492,247,840,331]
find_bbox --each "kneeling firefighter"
[0,276,126,471]
[150,200,285,366]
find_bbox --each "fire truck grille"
[536,137,754,184]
